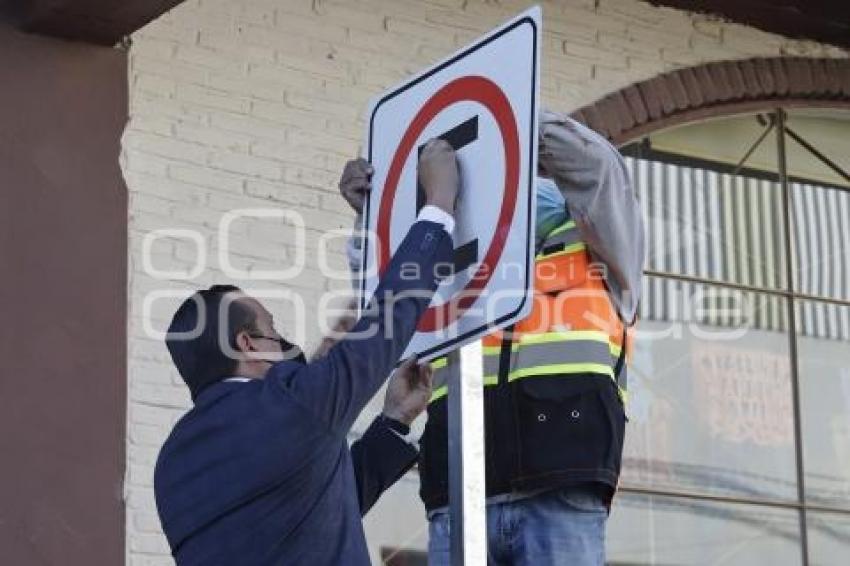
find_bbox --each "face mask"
[280,338,307,365]
[248,334,307,365]
[535,177,568,247]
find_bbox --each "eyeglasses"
[248,333,284,343]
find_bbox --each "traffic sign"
[362,6,541,362]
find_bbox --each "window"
[618,108,850,565]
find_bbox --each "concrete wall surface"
[0,24,128,566]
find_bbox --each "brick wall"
[122,0,846,563]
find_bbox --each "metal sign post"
[448,340,487,565]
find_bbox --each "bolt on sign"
[361,6,541,362]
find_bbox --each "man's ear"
[233,329,255,355]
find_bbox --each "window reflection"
[363,474,429,564]
[807,511,850,566]
[790,184,850,303]
[607,493,801,565]
[797,301,850,508]
[624,277,797,501]
[783,108,850,307]
[626,157,787,290]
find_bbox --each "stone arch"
[570,57,850,146]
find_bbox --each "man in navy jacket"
[154,140,458,565]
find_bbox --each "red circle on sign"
[377,75,521,332]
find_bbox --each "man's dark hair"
[165,285,259,400]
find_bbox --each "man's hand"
[418,139,459,216]
[339,158,373,214]
[382,357,433,426]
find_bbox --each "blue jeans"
[427,487,607,566]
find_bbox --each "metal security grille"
[792,182,850,340]
[626,156,850,342]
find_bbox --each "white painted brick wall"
[122,0,847,563]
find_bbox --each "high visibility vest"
[429,219,631,403]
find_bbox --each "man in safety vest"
[341,111,645,565]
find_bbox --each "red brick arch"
[570,57,850,146]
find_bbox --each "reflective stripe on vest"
[429,351,499,403]
[429,219,629,403]
[536,220,584,259]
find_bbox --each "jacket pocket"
[513,377,616,479]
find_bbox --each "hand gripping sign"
[361,7,541,362]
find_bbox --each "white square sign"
[361,6,541,361]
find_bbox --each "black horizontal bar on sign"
[417,115,480,275]
[416,115,480,213]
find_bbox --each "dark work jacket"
[419,367,627,512]
[154,220,453,566]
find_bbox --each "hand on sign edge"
[382,356,434,426]
[339,157,374,214]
